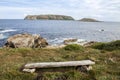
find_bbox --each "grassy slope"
[0,46,120,80]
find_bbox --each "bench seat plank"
[24,60,95,69]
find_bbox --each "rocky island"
[79,18,100,22]
[24,15,74,20]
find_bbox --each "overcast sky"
[0,0,120,21]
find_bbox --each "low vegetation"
[64,44,85,51]
[0,40,120,80]
[91,40,120,51]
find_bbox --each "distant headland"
[24,15,74,20]
[79,18,100,22]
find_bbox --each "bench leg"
[76,65,90,73]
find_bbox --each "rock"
[4,33,48,48]
[79,18,100,22]
[64,39,78,45]
[64,39,88,45]
[45,45,66,49]
[24,15,74,20]
[84,41,96,47]
[101,29,104,31]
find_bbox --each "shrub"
[91,42,106,50]
[91,40,120,51]
[64,44,84,51]
[105,40,120,51]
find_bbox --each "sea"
[0,19,120,47]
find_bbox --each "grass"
[91,40,120,51]
[64,44,85,51]
[0,41,120,80]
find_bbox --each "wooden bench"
[21,60,95,80]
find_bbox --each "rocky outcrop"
[4,33,48,48]
[83,41,96,47]
[64,39,88,45]
[24,15,74,20]
[64,39,78,45]
[79,18,100,22]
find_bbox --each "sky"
[0,0,120,21]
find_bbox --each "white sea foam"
[0,29,17,33]
[0,34,7,39]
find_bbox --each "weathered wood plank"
[21,60,95,80]
[24,60,95,69]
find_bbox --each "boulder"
[83,41,96,47]
[64,39,78,45]
[4,33,48,48]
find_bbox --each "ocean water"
[0,19,120,47]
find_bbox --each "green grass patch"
[64,44,85,51]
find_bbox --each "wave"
[0,29,17,33]
[0,34,7,40]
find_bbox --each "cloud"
[0,0,120,21]
[84,0,102,9]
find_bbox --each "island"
[79,18,100,22]
[24,15,74,20]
